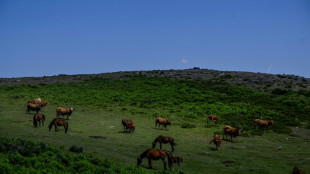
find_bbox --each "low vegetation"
[0,137,168,174]
[0,75,309,173]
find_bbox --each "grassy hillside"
[0,76,310,173]
[1,76,309,133]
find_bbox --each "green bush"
[181,122,196,128]
[69,145,83,153]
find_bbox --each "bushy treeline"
[0,137,171,174]
[1,76,309,134]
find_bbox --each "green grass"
[0,101,309,173]
[1,76,310,173]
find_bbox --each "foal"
[167,153,182,171]
[152,135,175,152]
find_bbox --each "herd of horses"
[25,98,305,173]
[26,98,72,133]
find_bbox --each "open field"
[1,101,309,173]
[0,75,310,173]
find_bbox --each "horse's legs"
[55,125,58,132]
[148,158,152,169]
[171,143,174,152]
[162,158,167,170]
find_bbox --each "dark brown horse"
[49,118,68,133]
[122,119,133,132]
[155,117,171,130]
[167,152,182,171]
[152,135,176,152]
[292,167,306,174]
[33,114,45,127]
[207,115,219,125]
[26,103,41,114]
[137,149,167,170]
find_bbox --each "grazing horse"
[209,134,222,150]
[292,167,306,174]
[223,125,241,143]
[56,107,73,120]
[126,122,135,133]
[152,135,176,152]
[155,117,171,130]
[255,119,274,132]
[28,100,48,111]
[121,119,133,132]
[33,114,45,127]
[167,153,182,171]
[49,118,69,133]
[207,114,219,125]
[26,103,41,114]
[137,149,167,170]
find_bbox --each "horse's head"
[237,129,242,136]
[270,120,274,125]
[167,120,171,125]
[137,157,142,165]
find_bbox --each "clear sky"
[1,0,309,78]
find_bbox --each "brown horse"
[155,117,171,130]
[56,107,73,120]
[137,149,167,170]
[122,119,133,132]
[223,125,242,143]
[255,119,274,133]
[152,135,176,152]
[33,114,45,127]
[26,103,41,114]
[126,122,135,133]
[292,167,306,174]
[40,101,48,111]
[167,152,182,171]
[49,118,68,133]
[28,100,48,111]
[209,134,222,150]
[207,115,219,125]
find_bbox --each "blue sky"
[0,0,309,78]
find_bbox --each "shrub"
[69,145,83,153]
[181,122,196,128]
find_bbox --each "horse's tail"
[43,114,45,121]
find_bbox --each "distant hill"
[1,68,309,92]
